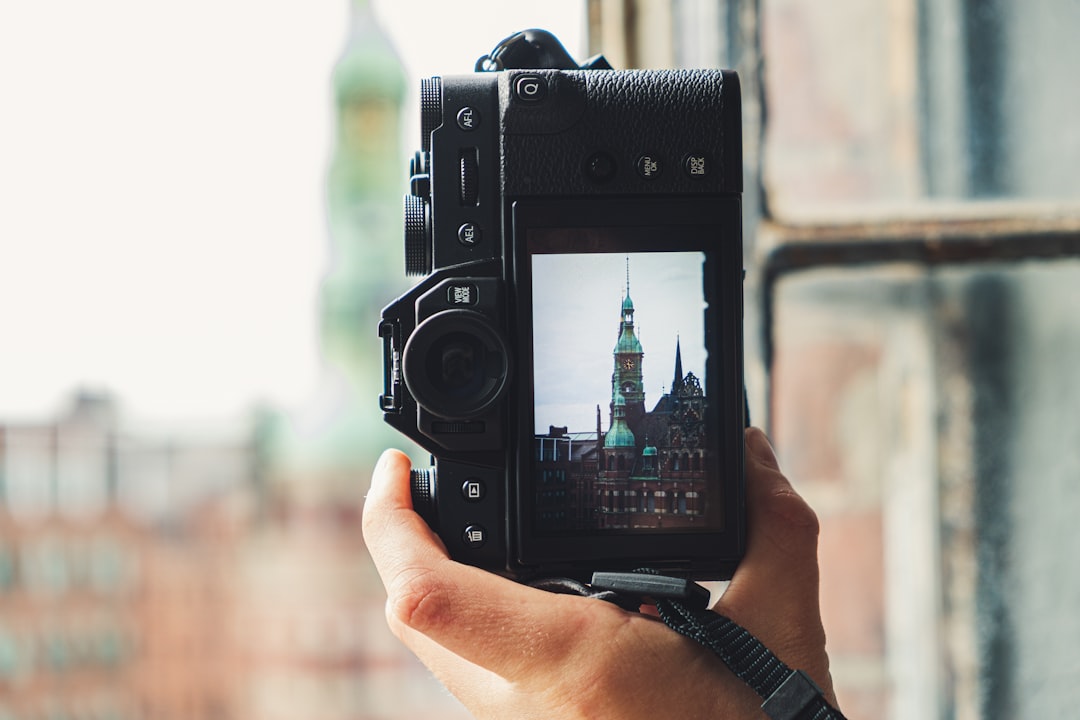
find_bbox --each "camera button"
[462,524,487,548]
[683,152,711,178]
[636,154,663,180]
[514,74,547,103]
[584,151,617,183]
[446,283,478,306]
[459,149,480,206]
[456,106,480,131]
[461,478,486,502]
[457,222,481,247]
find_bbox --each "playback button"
[461,478,486,502]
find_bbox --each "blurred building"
[229,0,469,718]
[0,391,251,720]
[1,2,467,718]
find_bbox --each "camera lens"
[402,310,509,420]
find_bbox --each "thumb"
[740,428,821,575]
[713,427,833,703]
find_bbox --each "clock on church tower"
[611,269,645,413]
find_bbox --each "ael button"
[457,223,481,247]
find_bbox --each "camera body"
[379,65,746,581]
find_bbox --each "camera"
[379,32,745,581]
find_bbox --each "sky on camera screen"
[531,250,707,435]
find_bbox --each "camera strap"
[532,570,847,720]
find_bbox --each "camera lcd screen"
[527,228,726,536]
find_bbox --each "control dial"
[419,77,443,152]
[409,150,431,197]
[410,467,437,527]
[404,194,432,276]
[460,149,479,206]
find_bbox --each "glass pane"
[769,258,1080,718]
[762,0,1080,218]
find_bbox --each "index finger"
[361,449,601,680]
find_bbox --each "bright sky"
[0,1,584,426]
[532,252,708,434]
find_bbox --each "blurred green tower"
[319,0,410,470]
[256,0,411,494]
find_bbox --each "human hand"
[362,427,838,719]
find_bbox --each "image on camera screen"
[530,250,719,533]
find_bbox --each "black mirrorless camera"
[379,31,745,581]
